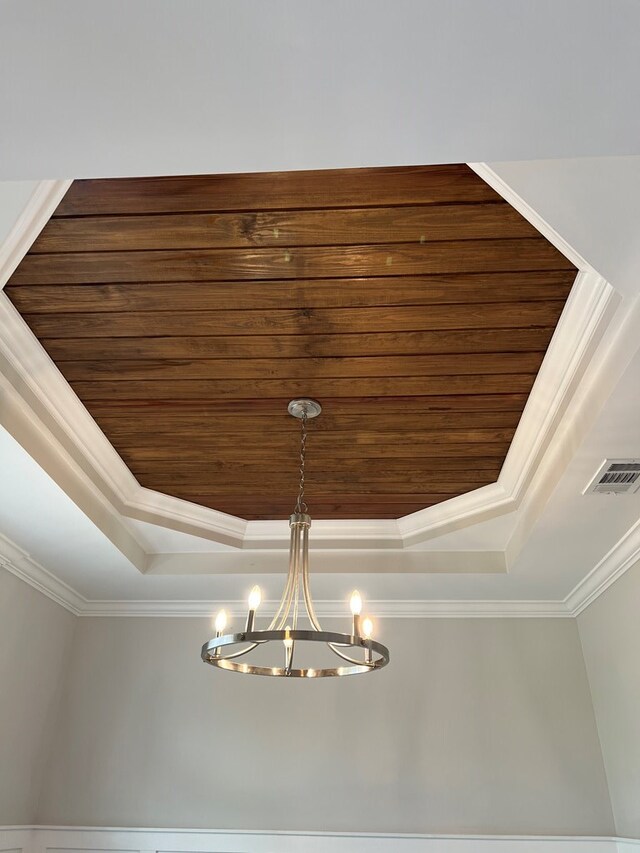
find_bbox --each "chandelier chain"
[295,409,308,513]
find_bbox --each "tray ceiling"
[5,164,576,520]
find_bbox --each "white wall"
[489,157,640,298]
[0,182,38,250]
[37,616,613,836]
[0,567,76,824]
[578,555,640,839]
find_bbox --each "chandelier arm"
[267,572,290,631]
[292,524,301,630]
[302,524,323,631]
[288,521,301,629]
[268,572,292,630]
[273,521,300,630]
[327,642,372,667]
[267,521,298,630]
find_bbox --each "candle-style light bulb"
[283,624,294,674]
[350,589,363,635]
[248,585,262,610]
[214,609,227,635]
[246,585,262,631]
[362,616,374,665]
[350,590,363,615]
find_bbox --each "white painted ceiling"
[1,1,640,180]
[1,2,640,614]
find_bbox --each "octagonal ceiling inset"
[5,164,576,519]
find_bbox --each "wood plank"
[25,301,566,338]
[31,203,540,253]
[138,478,490,494]
[187,493,465,505]
[105,426,514,446]
[114,441,511,460]
[59,352,544,382]
[4,271,575,313]
[38,329,557,361]
[53,165,502,216]
[236,513,428,519]
[9,239,573,285]
[241,513,426,519]
[69,375,535,400]
[119,455,503,474]
[157,493,462,516]
[175,509,440,520]
[129,472,495,489]
[74,395,533,417]
[224,511,428,519]
[133,479,496,496]
[93,410,519,431]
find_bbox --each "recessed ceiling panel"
[5,165,576,519]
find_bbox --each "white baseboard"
[2,825,638,853]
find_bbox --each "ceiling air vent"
[585,459,640,495]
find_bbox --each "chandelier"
[201,398,390,677]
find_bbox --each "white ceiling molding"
[469,163,640,570]
[505,292,640,569]
[0,322,149,571]
[76,598,572,619]
[0,180,71,288]
[0,532,83,615]
[0,539,569,618]
[497,273,615,502]
[564,517,640,617]
[3,516,638,620]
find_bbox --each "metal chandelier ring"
[201,629,390,678]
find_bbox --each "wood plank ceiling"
[5,165,576,520]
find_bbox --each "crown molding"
[498,272,616,502]
[0,180,71,288]
[76,598,572,619]
[505,291,640,573]
[3,513,639,619]
[0,317,149,571]
[0,532,83,615]
[564,517,640,617]
[0,529,564,618]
